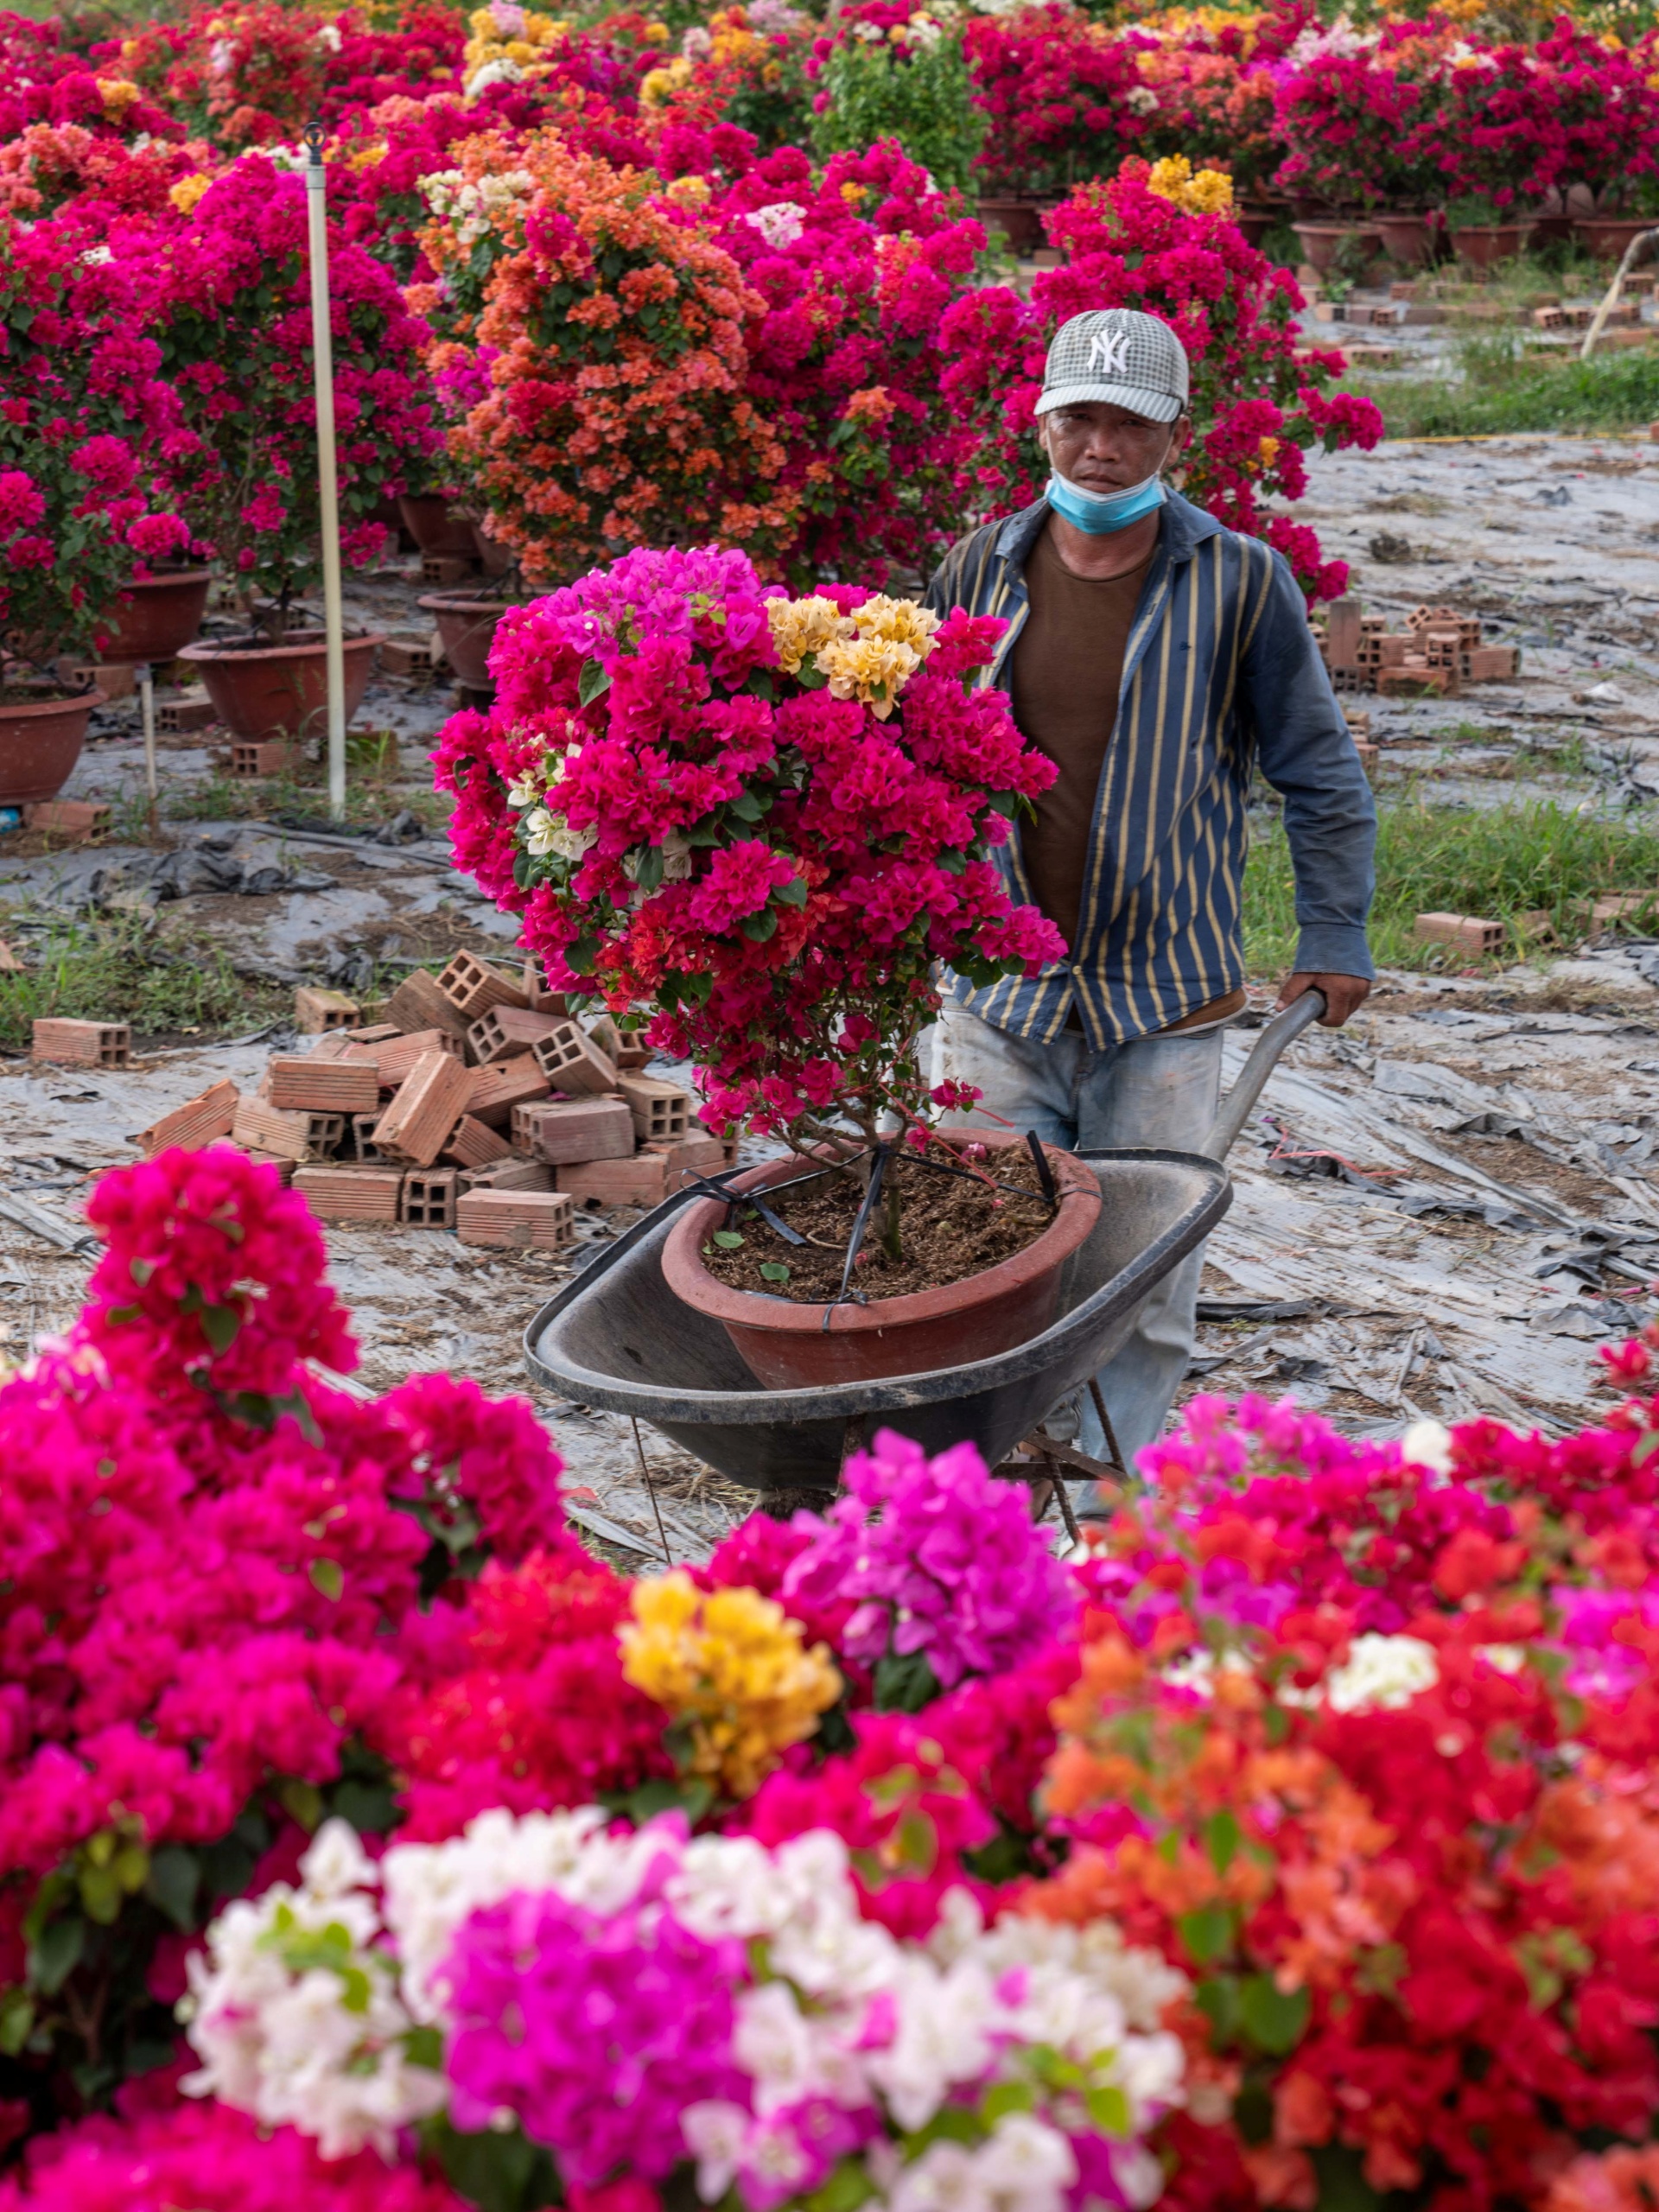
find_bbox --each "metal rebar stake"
[630,1414,673,1568]
[1087,1376,1129,1478]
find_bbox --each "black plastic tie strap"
[823,1141,888,1332]
[1026,1128,1058,1208]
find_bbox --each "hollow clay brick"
[400,1168,458,1229]
[617,1074,690,1142]
[512,1096,633,1166]
[531,1021,619,1096]
[1412,912,1504,956]
[365,1028,464,1090]
[136,1077,239,1157]
[24,800,110,842]
[464,1058,551,1129]
[293,1165,404,1224]
[372,1051,472,1167]
[383,968,473,1046]
[233,1096,343,1161]
[436,949,529,1020]
[458,1157,554,1195]
[443,1114,513,1169]
[32,1018,130,1069]
[294,986,359,1034]
[266,1056,380,1113]
[556,1154,670,1208]
[467,1006,566,1065]
[456,1189,576,1251]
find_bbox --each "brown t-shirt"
[1010,524,1151,953]
[1010,524,1246,1036]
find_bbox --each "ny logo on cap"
[1087,326,1132,378]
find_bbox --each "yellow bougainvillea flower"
[168,173,213,213]
[766,592,848,674]
[1146,153,1234,214]
[619,1571,841,1800]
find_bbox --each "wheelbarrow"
[523,991,1325,1496]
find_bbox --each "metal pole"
[302,121,346,822]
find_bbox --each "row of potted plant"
[6,1132,1659,2212]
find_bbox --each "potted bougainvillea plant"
[436,543,1095,1390]
[162,156,438,742]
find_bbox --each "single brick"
[421,552,474,587]
[155,689,217,734]
[365,1027,465,1091]
[1377,666,1457,698]
[618,1073,690,1142]
[294,986,359,1034]
[350,1113,391,1163]
[135,1077,239,1157]
[613,1037,654,1071]
[1412,912,1504,956]
[456,1188,576,1251]
[1355,742,1379,776]
[266,1055,380,1113]
[400,1166,459,1229]
[522,958,563,1013]
[512,1095,633,1165]
[443,1114,513,1169]
[556,1153,670,1208]
[384,968,474,1046]
[372,1050,473,1167]
[436,949,529,1020]
[586,1012,621,1064]
[241,1150,298,1185]
[293,1165,404,1224]
[643,1133,727,1192]
[1465,644,1520,682]
[467,1005,567,1065]
[458,1157,553,1195]
[0,941,19,974]
[32,1018,130,1069]
[229,740,301,779]
[381,635,437,677]
[234,1096,344,1161]
[531,1020,619,1096]
[465,1057,551,1130]
[1592,893,1659,927]
[24,799,111,842]
[1323,597,1363,671]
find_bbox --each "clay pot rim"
[178,632,386,664]
[661,1134,1101,1339]
[0,684,100,715]
[122,567,213,588]
[416,592,524,615]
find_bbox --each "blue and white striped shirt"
[924,493,1376,1048]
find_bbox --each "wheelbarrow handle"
[1200,988,1326,1160]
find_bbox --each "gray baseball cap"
[1034,308,1190,424]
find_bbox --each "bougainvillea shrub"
[433,543,1061,1143]
[939,161,1383,602]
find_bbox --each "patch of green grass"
[1341,339,1659,439]
[1243,796,1659,975]
[0,916,281,1052]
[164,772,448,835]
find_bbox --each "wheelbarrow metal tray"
[524,1147,1230,1492]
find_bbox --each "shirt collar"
[993,486,1224,572]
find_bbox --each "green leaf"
[759,1261,791,1283]
[1085,2082,1131,2137]
[874,1648,943,1715]
[774,876,808,907]
[32,1913,85,1996]
[711,1230,746,1249]
[577,658,612,707]
[145,1845,200,1933]
[1309,2144,1382,2212]
[198,1302,240,1353]
[1238,1972,1311,2055]
[0,1986,34,2058]
[1176,1901,1236,1967]
[1194,1974,1240,2046]
[404,2022,444,2070]
[741,907,779,943]
[1632,1428,1659,1465]
[79,1865,122,1925]
[978,2078,1036,2126]
[309,1558,344,1602]
[803,2157,876,2212]
[728,788,766,822]
[1205,1808,1242,1876]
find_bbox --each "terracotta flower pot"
[0,686,98,805]
[397,494,478,560]
[177,631,383,742]
[98,569,213,664]
[976,197,1046,254]
[1291,221,1362,272]
[1234,203,1276,249]
[1451,224,1527,270]
[419,593,512,690]
[1574,217,1658,263]
[661,1133,1103,1391]
[471,520,516,579]
[1374,213,1433,266]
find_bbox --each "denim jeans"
[936,1003,1224,1498]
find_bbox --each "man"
[925,306,1376,1486]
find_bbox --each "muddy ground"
[3,429,1658,1561]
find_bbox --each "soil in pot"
[662,1133,1102,1390]
[177,630,383,743]
[0,683,98,805]
[99,569,213,664]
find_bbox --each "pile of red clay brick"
[34,951,724,1255]
[1319,601,1522,700]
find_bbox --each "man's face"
[1039,401,1190,491]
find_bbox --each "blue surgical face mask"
[1046,464,1168,536]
